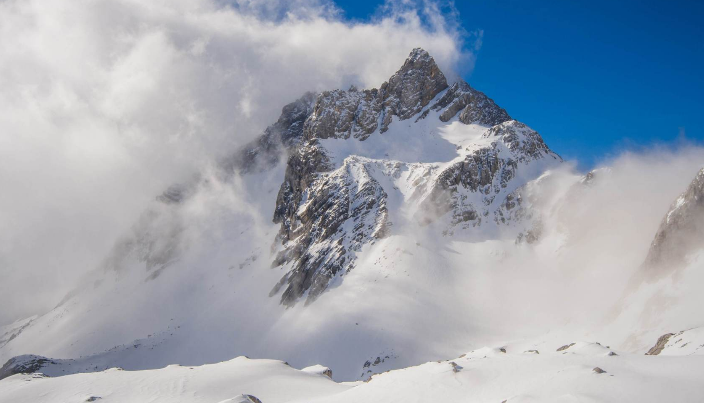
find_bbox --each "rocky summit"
[264,48,561,306]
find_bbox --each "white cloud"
[0,0,469,323]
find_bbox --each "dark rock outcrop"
[271,157,391,306]
[268,49,560,306]
[557,343,576,352]
[303,48,449,141]
[426,81,510,126]
[0,355,54,380]
[304,88,382,141]
[417,120,560,227]
[228,395,264,403]
[379,48,449,131]
[645,332,676,355]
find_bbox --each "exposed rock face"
[425,81,510,126]
[303,47,448,140]
[380,48,448,131]
[271,156,391,306]
[304,88,382,141]
[641,328,704,356]
[220,395,263,403]
[226,92,317,173]
[241,395,263,403]
[645,333,676,355]
[273,142,334,234]
[0,354,53,380]
[269,49,455,306]
[557,343,576,352]
[417,120,560,228]
[484,121,554,161]
[302,364,333,379]
[642,168,704,280]
[265,48,561,306]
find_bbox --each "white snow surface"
[3,347,704,402]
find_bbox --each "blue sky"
[336,0,704,169]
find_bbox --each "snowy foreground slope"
[3,345,704,403]
[3,48,704,400]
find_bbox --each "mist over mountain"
[2,1,704,402]
[0,0,469,325]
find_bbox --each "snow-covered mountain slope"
[0,316,36,351]
[270,48,560,305]
[4,345,704,403]
[599,167,704,354]
[644,326,704,356]
[2,48,704,396]
[0,357,351,403]
[641,167,704,281]
[1,48,565,381]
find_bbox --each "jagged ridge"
[268,48,561,306]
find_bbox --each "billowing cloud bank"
[0,0,469,323]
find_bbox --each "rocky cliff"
[267,48,561,306]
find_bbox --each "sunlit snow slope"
[3,346,704,403]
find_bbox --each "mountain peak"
[402,47,435,69]
[379,48,448,129]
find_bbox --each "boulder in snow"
[302,364,333,379]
